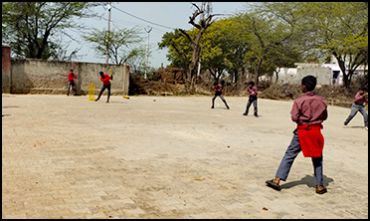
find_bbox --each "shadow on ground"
[281,175,334,189]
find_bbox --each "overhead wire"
[111,5,177,31]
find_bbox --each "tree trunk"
[255,59,263,86]
[336,56,350,88]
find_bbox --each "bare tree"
[179,2,221,94]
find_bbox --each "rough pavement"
[2,95,368,218]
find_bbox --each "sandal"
[266,179,281,191]
[315,185,327,194]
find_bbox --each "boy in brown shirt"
[344,87,368,130]
[265,75,328,194]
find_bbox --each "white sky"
[61,2,249,68]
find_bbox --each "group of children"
[211,80,259,117]
[67,69,113,103]
[211,76,368,194]
[67,70,368,195]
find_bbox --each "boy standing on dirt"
[95,71,113,103]
[243,81,258,117]
[211,80,230,109]
[344,87,368,130]
[265,75,328,194]
[67,69,77,96]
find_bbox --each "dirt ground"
[2,94,368,218]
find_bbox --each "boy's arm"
[321,109,328,121]
[290,101,300,123]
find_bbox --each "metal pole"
[144,27,152,80]
[106,2,112,65]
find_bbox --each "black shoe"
[266,179,281,191]
[211,106,214,109]
[315,185,327,194]
[227,106,230,110]
[243,113,248,116]
[254,114,259,117]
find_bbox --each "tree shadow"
[280,175,334,189]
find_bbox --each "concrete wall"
[10,59,130,95]
[276,64,332,85]
[2,46,11,93]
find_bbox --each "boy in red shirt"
[211,80,230,109]
[265,75,328,194]
[95,71,113,103]
[344,87,368,130]
[67,69,77,96]
[243,81,258,117]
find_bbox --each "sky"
[62,2,249,68]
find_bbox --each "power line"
[111,5,176,30]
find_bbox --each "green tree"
[179,2,219,94]
[200,18,249,84]
[237,2,304,86]
[158,29,193,70]
[84,28,143,65]
[2,2,100,59]
[295,2,368,88]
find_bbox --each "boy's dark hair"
[213,81,218,86]
[302,75,317,91]
[248,81,255,86]
[99,71,104,76]
[70,69,73,72]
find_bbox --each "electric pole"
[106,2,112,65]
[144,26,152,80]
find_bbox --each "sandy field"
[2,94,368,218]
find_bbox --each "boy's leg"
[219,95,230,109]
[211,95,217,108]
[311,156,324,186]
[107,84,111,103]
[95,86,106,101]
[275,129,301,181]
[67,82,71,96]
[358,106,368,127]
[72,81,77,95]
[312,156,327,194]
[244,99,252,115]
[344,104,359,125]
[253,99,258,116]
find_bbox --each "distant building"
[275,55,367,86]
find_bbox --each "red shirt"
[247,85,257,97]
[354,90,368,105]
[291,91,328,125]
[214,84,223,93]
[100,73,111,85]
[68,72,76,81]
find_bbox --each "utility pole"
[144,26,152,80]
[106,2,112,65]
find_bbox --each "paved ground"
[2,94,368,218]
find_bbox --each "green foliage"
[296,2,368,88]
[159,2,367,89]
[2,2,100,59]
[158,29,194,69]
[84,28,143,65]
